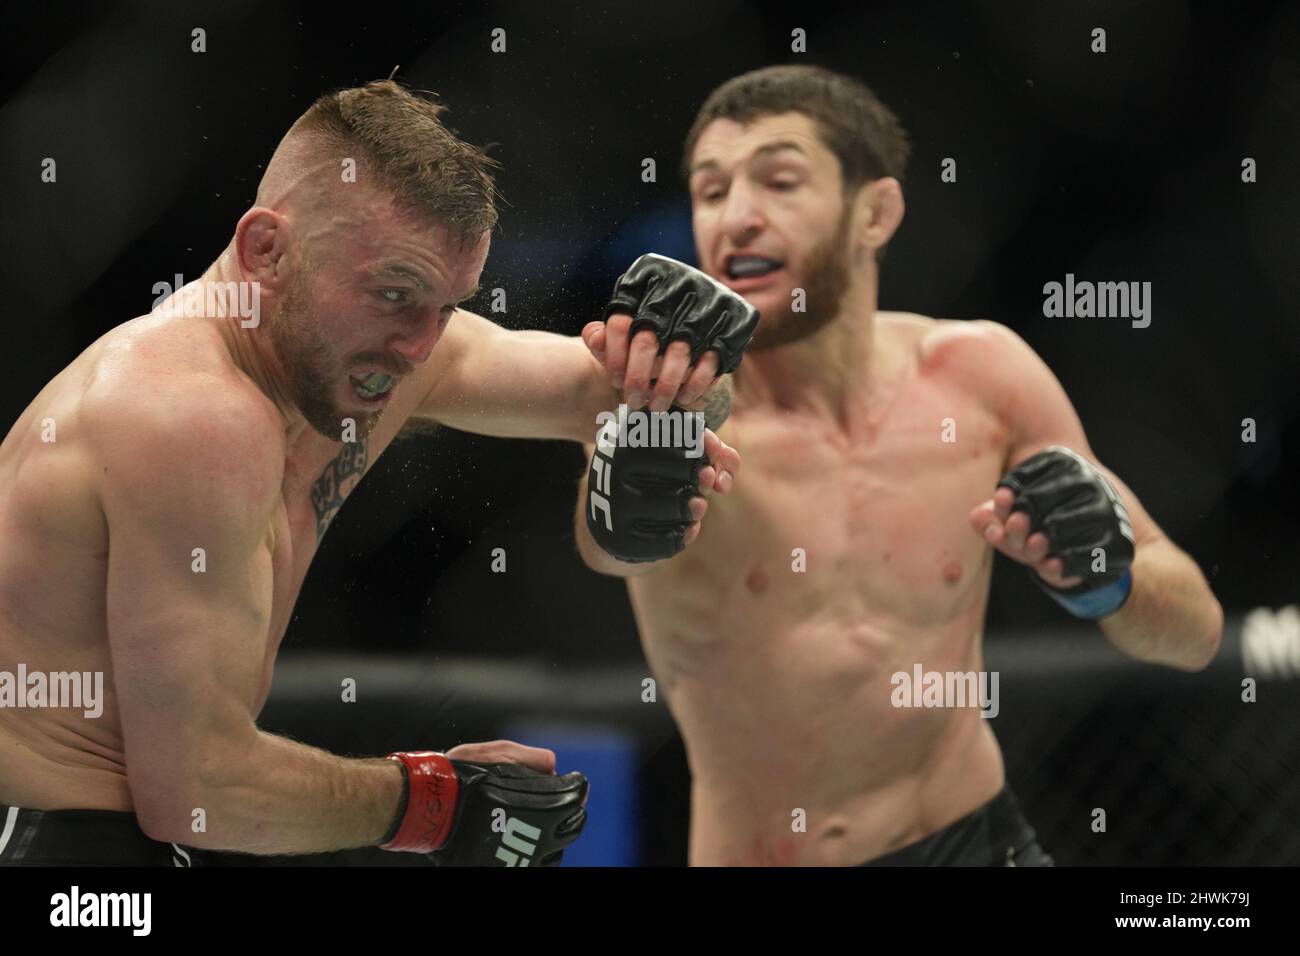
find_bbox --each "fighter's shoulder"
[900,314,1017,363]
[80,318,283,497]
[893,314,1043,386]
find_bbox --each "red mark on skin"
[741,833,797,865]
[942,560,963,585]
[746,567,769,593]
[771,838,799,866]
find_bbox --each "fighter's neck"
[201,249,308,442]
[736,300,889,426]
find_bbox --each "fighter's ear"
[234,206,291,288]
[855,176,905,258]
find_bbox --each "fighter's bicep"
[414,309,558,420]
[972,323,1165,547]
[416,309,612,440]
[408,307,483,421]
[966,321,1090,465]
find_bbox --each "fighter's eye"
[695,182,726,203]
[378,288,409,304]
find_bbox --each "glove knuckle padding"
[605,253,758,374]
[998,446,1135,586]
[437,762,589,867]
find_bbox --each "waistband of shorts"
[0,801,185,866]
[862,786,1035,866]
[2,804,143,822]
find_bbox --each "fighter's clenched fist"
[582,253,759,412]
[383,741,588,867]
[970,446,1136,619]
[579,255,750,566]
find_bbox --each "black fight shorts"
[861,787,1055,867]
[0,803,195,867]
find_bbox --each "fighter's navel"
[745,566,769,594]
[942,559,963,585]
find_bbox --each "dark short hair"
[681,65,911,194]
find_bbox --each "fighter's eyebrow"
[751,141,810,162]
[689,140,810,177]
[453,285,480,305]
[372,263,434,292]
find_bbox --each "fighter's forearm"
[137,730,403,854]
[1097,539,1222,671]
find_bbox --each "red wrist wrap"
[381,751,459,853]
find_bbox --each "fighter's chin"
[301,407,379,442]
[742,284,790,318]
[294,385,386,442]
[748,314,798,351]
[738,286,799,349]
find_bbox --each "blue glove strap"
[1038,569,1133,620]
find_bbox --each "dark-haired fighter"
[576,65,1222,866]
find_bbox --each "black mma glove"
[604,253,759,375]
[586,406,706,563]
[996,446,1136,619]
[381,751,588,866]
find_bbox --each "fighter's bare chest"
[699,398,1010,610]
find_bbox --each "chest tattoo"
[309,440,368,542]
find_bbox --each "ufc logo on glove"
[588,419,619,533]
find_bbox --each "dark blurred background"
[4,0,1297,864]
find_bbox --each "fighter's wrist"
[379,751,460,853]
[380,759,409,846]
[1033,568,1133,620]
